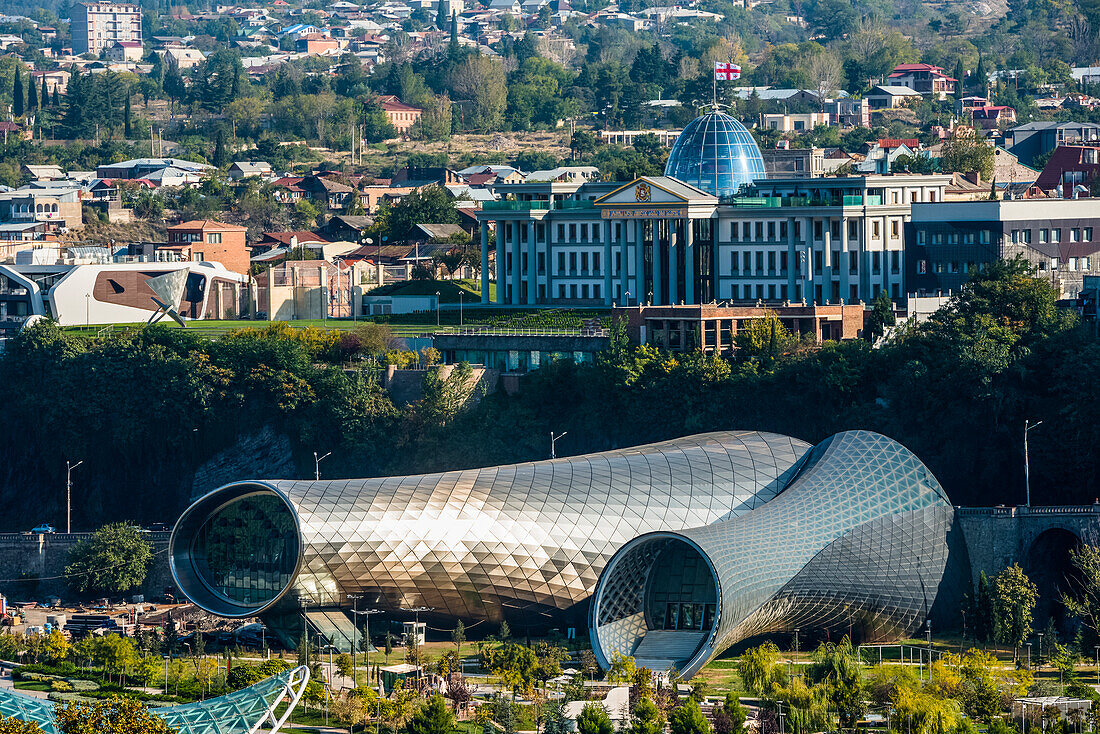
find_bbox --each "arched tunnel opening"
[591,533,719,672]
[1026,528,1083,638]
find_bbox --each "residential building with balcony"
[0,188,83,234]
[130,220,250,275]
[886,63,957,100]
[72,2,142,56]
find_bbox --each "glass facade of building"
[0,665,309,734]
[664,111,767,198]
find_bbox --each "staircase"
[632,630,707,671]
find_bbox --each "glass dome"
[664,110,766,197]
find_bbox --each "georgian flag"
[715,62,741,81]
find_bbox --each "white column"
[495,223,505,305]
[684,219,695,305]
[603,219,613,306]
[480,224,489,304]
[526,221,536,305]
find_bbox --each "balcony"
[483,200,551,211]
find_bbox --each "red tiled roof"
[377,94,421,112]
[261,230,331,245]
[169,219,248,231]
[878,138,919,149]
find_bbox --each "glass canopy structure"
[0,665,309,734]
[664,110,766,197]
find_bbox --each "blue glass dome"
[664,110,766,197]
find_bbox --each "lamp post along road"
[65,460,83,534]
[550,431,567,459]
[402,606,433,687]
[314,451,332,481]
[1024,419,1043,506]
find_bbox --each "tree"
[336,653,355,683]
[804,51,844,111]
[452,620,465,653]
[576,703,614,734]
[53,697,176,734]
[546,703,571,734]
[941,130,994,180]
[737,642,785,697]
[867,290,897,341]
[973,571,994,642]
[607,653,636,684]
[27,75,37,112]
[669,698,711,734]
[449,55,506,132]
[1062,544,1100,647]
[734,314,796,367]
[721,693,746,734]
[992,564,1039,659]
[0,719,44,734]
[40,78,48,109]
[12,67,23,118]
[806,637,864,728]
[123,91,131,138]
[631,697,666,734]
[212,128,229,168]
[407,695,455,734]
[64,522,154,594]
[953,60,965,99]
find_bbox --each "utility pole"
[351,603,382,688]
[65,460,83,533]
[402,606,433,688]
[1024,419,1043,507]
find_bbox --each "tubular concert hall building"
[170,430,969,677]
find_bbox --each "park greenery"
[63,523,154,595]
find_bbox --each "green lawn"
[366,279,487,303]
[14,681,53,692]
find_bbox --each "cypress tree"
[212,128,228,167]
[51,86,59,107]
[436,0,447,28]
[124,90,132,138]
[27,76,37,111]
[12,68,24,118]
[40,78,48,108]
[450,12,459,49]
[953,59,964,100]
[974,55,989,96]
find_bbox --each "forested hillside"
[0,261,1097,531]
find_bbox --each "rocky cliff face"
[189,427,296,501]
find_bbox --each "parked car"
[30,524,56,534]
[147,523,170,532]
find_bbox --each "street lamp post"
[459,291,463,327]
[314,451,332,481]
[1024,419,1044,507]
[1027,642,1032,671]
[401,606,433,688]
[1038,632,1044,666]
[65,460,83,534]
[435,291,441,328]
[550,431,567,459]
[1094,645,1099,685]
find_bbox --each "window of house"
[615,251,621,274]
[744,252,752,273]
[780,251,788,273]
[558,252,565,273]
[849,251,858,274]
[557,224,565,241]
[743,222,751,240]
[537,252,545,274]
[1039,229,1048,243]
[569,252,577,272]
[732,252,739,274]
[569,224,577,240]
[873,251,881,274]
[831,220,841,238]
[521,252,527,271]
[980,230,991,244]
[872,220,881,239]
[1051,229,1060,243]
[559,284,566,298]
[780,222,788,238]
[1052,257,1060,269]
[506,253,512,271]
[767,222,776,240]
[756,285,764,300]
[582,284,589,298]
[570,284,577,298]
[848,220,859,240]
[814,251,823,273]
[891,220,900,239]
[755,251,764,272]
[581,252,589,273]
[794,221,801,239]
[205,232,219,244]
[755,222,763,240]
[814,221,823,240]
[580,224,588,241]
[1086,227,1094,241]
[891,251,900,273]
[593,252,601,274]
[768,284,776,300]
[781,284,788,300]
[1071,228,1080,242]
[594,284,601,299]
[731,222,739,241]
[768,252,776,273]
[593,225,601,242]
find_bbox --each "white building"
[71,2,142,56]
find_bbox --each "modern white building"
[0,259,246,328]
